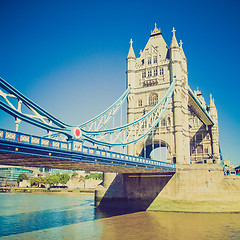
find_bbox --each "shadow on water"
[0,171,174,237]
[0,197,139,237]
[94,207,139,219]
[0,200,95,237]
[97,173,174,214]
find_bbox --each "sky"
[0,0,240,166]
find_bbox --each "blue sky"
[0,0,240,166]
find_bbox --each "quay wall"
[95,164,240,212]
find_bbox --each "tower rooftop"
[150,23,161,37]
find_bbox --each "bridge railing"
[0,128,176,171]
[74,142,175,169]
[0,129,70,150]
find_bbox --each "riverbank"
[2,187,95,195]
[148,198,240,213]
[147,165,240,213]
[96,165,240,213]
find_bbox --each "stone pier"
[95,164,240,212]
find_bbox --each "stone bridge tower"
[95,24,222,210]
[126,24,220,164]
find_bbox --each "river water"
[0,193,240,240]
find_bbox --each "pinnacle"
[170,27,179,48]
[127,38,136,59]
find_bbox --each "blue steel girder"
[0,77,72,137]
[80,86,131,131]
[0,77,129,139]
[0,128,176,173]
[81,78,176,147]
[0,76,176,147]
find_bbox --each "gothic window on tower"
[154,69,158,76]
[149,94,158,106]
[159,68,164,75]
[153,56,157,64]
[148,70,152,77]
[138,99,142,107]
[196,133,202,142]
[167,116,171,126]
[191,147,196,155]
[161,118,167,126]
[148,58,151,65]
[142,59,144,65]
[197,145,203,154]
[142,72,146,78]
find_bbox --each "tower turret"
[209,94,220,163]
[126,39,136,88]
[170,28,190,164]
[170,27,179,49]
[170,28,186,81]
[209,94,218,120]
[179,40,187,73]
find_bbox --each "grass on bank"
[148,198,240,213]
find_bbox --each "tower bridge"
[126,24,219,165]
[0,24,234,211]
[0,128,175,173]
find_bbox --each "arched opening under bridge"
[139,140,173,163]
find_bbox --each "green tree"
[17,173,29,183]
[59,173,70,185]
[30,177,39,187]
[85,173,103,180]
[38,176,46,187]
[46,174,60,187]
[71,172,78,178]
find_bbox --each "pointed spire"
[196,87,201,96]
[170,27,179,48]
[209,93,215,107]
[179,39,187,60]
[151,23,161,36]
[179,40,183,49]
[127,38,136,59]
[209,93,217,120]
[209,93,217,116]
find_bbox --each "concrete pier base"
[95,164,240,212]
[95,172,174,211]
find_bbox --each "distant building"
[235,165,240,175]
[38,167,86,177]
[223,160,236,175]
[0,165,36,182]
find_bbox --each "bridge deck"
[0,129,176,174]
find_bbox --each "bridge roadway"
[0,129,176,174]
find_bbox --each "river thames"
[0,193,240,240]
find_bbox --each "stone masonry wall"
[157,164,240,201]
[95,165,240,211]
